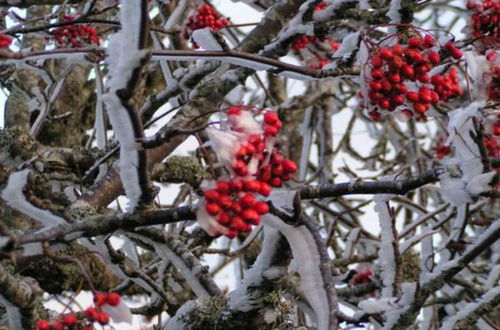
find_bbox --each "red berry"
[206,203,220,215]
[401,64,415,77]
[63,315,77,326]
[94,292,108,307]
[264,126,279,136]
[406,91,420,102]
[270,177,282,187]
[408,37,423,48]
[414,102,428,114]
[204,189,220,201]
[427,51,440,64]
[378,98,390,109]
[264,111,279,125]
[371,55,383,67]
[106,292,121,306]
[37,320,50,330]
[241,209,260,225]
[96,312,110,325]
[84,307,98,321]
[259,182,271,196]
[225,229,238,239]
[371,69,384,79]
[245,179,261,192]
[431,75,444,85]
[392,94,404,105]
[240,193,256,208]
[423,34,435,48]
[282,159,297,173]
[254,201,270,214]
[392,44,404,55]
[379,48,393,60]
[218,211,231,224]
[216,181,230,194]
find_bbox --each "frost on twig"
[101,0,153,211]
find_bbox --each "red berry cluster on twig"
[466,0,500,51]
[36,292,121,329]
[362,34,463,121]
[183,4,228,47]
[0,33,13,48]
[485,51,500,100]
[291,2,340,70]
[199,106,297,238]
[51,15,100,48]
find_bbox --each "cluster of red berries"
[51,16,99,48]
[466,0,499,51]
[485,51,500,100]
[183,4,228,46]
[201,107,297,238]
[484,114,500,163]
[291,1,340,70]
[36,292,120,329]
[363,35,463,121]
[0,33,13,48]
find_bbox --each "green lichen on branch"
[152,155,208,187]
[0,127,39,162]
[17,243,119,294]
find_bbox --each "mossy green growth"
[0,127,39,161]
[152,156,208,187]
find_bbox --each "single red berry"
[63,315,78,326]
[204,189,220,201]
[206,203,220,215]
[84,307,98,321]
[427,51,440,64]
[106,292,121,307]
[379,48,393,60]
[216,181,230,194]
[371,55,383,67]
[264,111,279,125]
[270,177,282,187]
[408,37,423,48]
[423,34,435,48]
[259,182,271,196]
[49,322,64,330]
[264,126,279,136]
[241,209,260,225]
[254,201,270,215]
[392,44,404,55]
[240,193,256,208]
[218,211,231,224]
[401,64,415,77]
[245,179,261,192]
[371,69,384,79]
[96,311,110,325]
[406,91,420,102]
[282,159,297,173]
[36,320,50,330]
[94,292,108,307]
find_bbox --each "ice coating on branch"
[438,101,495,205]
[1,169,65,227]
[374,195,397,298]
[387,0,402,34]
[164,300,199,329]
[103,0,148,211]
[0,294,23,330]
[358,297,400,313]
[228,226,282,311]
[262,211,334,330]
[383,282,417,329]
[102,300,133,324]
[440,286,500,330]
[126,232,211,298]
[192,28,224,51]
[332,32,360,60]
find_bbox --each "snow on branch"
[150,49,359,80]
[102,0,153,211]
[263,199,338,330]
[1,169,65,227]
[438,101,496,206]
[440,286,500,330]
[373,195,401,298]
